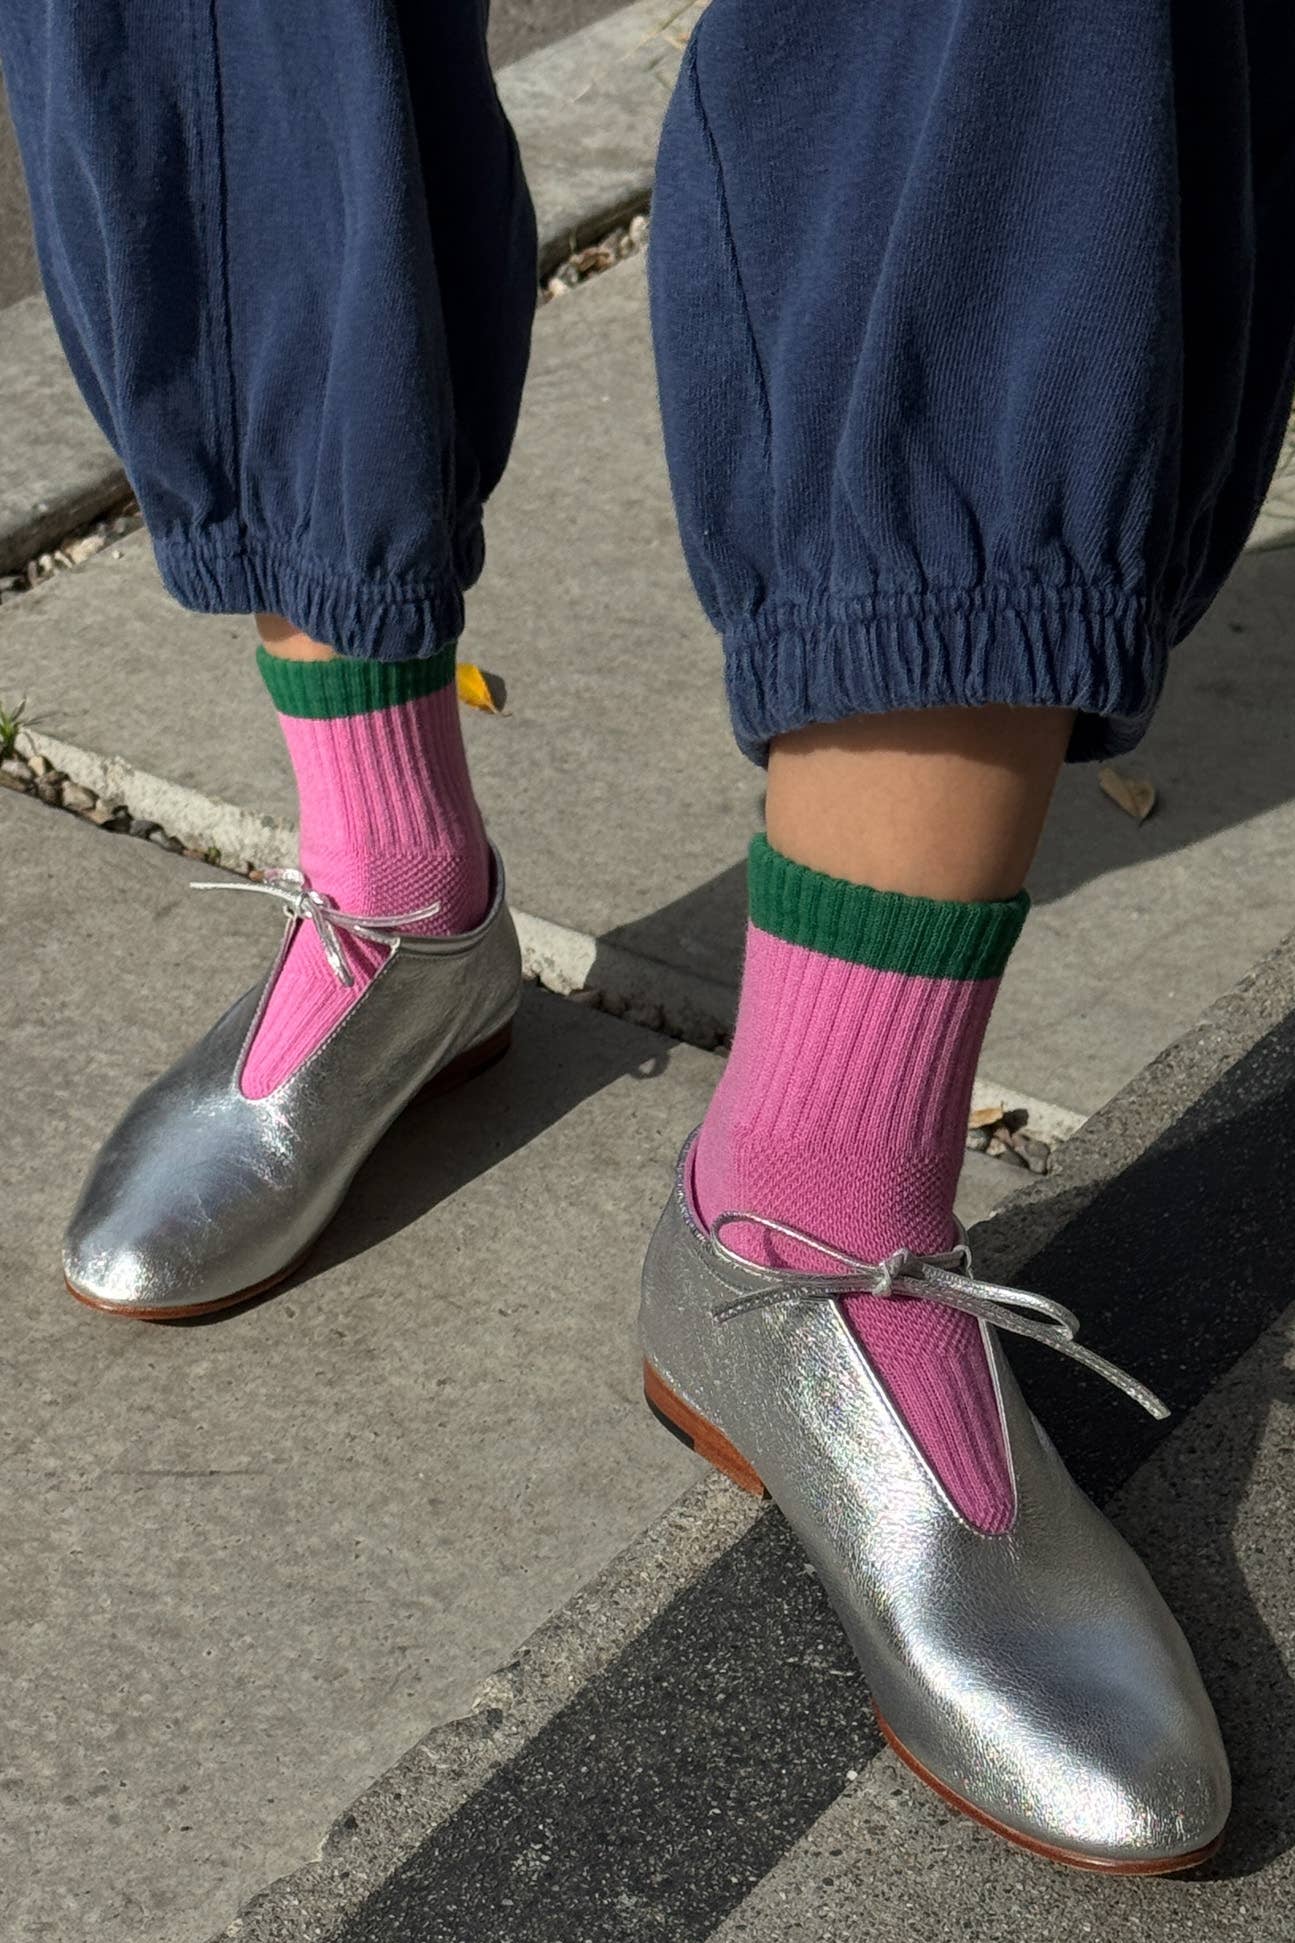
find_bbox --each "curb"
[0,295,127,572]
[9,719,735,1048]
[10,716,1085,1144]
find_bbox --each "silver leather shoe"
[64,849,521,1318]
[640,1136,1230,1872]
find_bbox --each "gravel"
[0,500,142,610]
[1,740,225,869]
[966,1105,1054,1176]
[541,211,649,305]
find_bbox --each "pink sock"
[693,845,1028,1535]
[241,657,489,1100]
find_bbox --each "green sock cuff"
[255,642,458,718]
[748,834,1028,980]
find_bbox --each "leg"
[643,0,1284,1868]
[256,617,336,665]
[6,3,537,1312]
[2,0,532,1074]
[766,706,1073,901]
[1,0,535,655]
[650,0,1295,1432]
[749,706,1069,1532]
[230,0,538,1088]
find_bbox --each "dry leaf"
[1099,764,1156,824]
[456,663,508,714]
[968,1104,1006,1129]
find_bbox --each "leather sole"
[643,1359,768,1498]
[872,1705,1224,1874]
[65,1020,514,1321]
[643,1360,1226,1875]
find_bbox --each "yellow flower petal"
[456,663,508,714]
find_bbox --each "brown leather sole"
[643,1361,768,1498]
[872,1704,1225,1874]
[645,1360,1225,1874]
[66,1019,514,1321]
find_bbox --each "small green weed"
[0,696,28,762]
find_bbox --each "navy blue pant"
[4,3,1294,762]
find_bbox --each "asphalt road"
[0,0,621,309]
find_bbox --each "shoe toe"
[63,1220,150,1310]
[62,1061,278,1316]
[63,1167,219,1314]
[924,1632,1232,1867]
[1067,1695,1230,1866]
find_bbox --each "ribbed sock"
[692,836,1028,1533]
[240,646,490,1100]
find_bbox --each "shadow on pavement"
[166,983,671,1326]
[1182,1362,1295,1881]
[323,980,1295,1941]
[302,982,670,1282]
[601,859,748,1012]
[975,996,1295,1882]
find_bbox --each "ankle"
[693,1123,959,1270]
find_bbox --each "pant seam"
[199,0,247,554]
[686,37,774,476]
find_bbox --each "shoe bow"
[707,1211,1168,1420]
[190,869,442,987]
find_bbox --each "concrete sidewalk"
[0,784,1015,1943]
[3,788,704,1942]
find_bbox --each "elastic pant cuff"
[153,524,485,663]
[724,585,1166,765]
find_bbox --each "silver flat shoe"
[64,847,521,1318]
[640,1136,1230,1873]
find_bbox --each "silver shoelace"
[708,1210,1168,1420]
[190,869,442,988]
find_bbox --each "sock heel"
[643,1362,768,1498]
[422,1020,513,1098]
